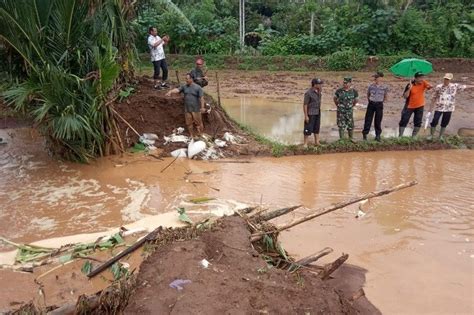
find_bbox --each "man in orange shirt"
[399,72,432,137]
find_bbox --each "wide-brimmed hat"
[443,73,453,80]
[343,76,352,83]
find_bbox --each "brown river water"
[0,127,473,314]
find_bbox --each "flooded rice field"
[203,70,473,143]
[0,127,473,313]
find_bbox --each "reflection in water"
[221,96,366,144]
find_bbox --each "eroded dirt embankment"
[125,216,376,314]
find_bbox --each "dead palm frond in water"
[0,0,193,162]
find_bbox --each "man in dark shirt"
[190,58,208,87]
[166,74,205,138]
[303,78,323,147]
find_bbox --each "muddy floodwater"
[1,128,473,314]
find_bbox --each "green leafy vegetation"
[133,0,473,58]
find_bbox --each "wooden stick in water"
[251,180,418,242]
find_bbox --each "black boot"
[362,133,367,141]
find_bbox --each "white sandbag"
[142,133,159,140]
[214,139,227,147]
[188,140,206,159]
[223,132,236,143]
[170,148,188,158]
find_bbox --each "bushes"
[326,49,366,71]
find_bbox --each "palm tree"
[0,0,192,162]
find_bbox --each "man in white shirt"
[429,73,472,139]
[148,27,169,89]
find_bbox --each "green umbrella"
[390,58,433,78]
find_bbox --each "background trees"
[133,0,473,57]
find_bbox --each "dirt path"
[125,216,377,314]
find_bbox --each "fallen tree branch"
[251,180,418,242]
[87,227,162,278]
[160,155,180,173]
[318,253,349,280]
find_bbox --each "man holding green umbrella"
[398,72,432,136]
[390,59,433,137]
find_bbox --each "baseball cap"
[414,72,425,78]
[312,78,323,85]
[373,71,384,78]
[343,76,352,83]
[443,73,453,80]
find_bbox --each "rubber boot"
[375,134,381,142]
[412,127,420,137]
[439,127,446,140]
[348,129,355,142]
[362,133,368,141]
[339,128,344,139]
[427,127,435,140]
[399,127,405,137]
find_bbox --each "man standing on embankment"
[303,78,323,147]
[362,72,389,141]
[399,72,432,137]
[166,73,206,139]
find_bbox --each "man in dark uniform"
[334,77,358,140]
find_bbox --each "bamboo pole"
[251,180,418,242]
[87,227,162,278]
[255,205,302,222]
[295,247,333,266]
[110,107,140,137]
[215,72,221,108]
[175,70,180,84]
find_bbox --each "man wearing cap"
[334,77,358,140]
[398,72,432,137]
[429,73,469,139]
[166,73,205,139]
[148,27,169,89]
[190,58,209,87]
[363,72,388,141]
[303,78,323,147]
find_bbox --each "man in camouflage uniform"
[334,77,359,140]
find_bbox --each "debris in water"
[189,197,216,204]
[355,210,366,219]
[200,259,210,268]
[177,207,193,225]
[169,279,192,290]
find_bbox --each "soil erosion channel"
[0,128,472,313]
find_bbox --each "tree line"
[134,0,473,57]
